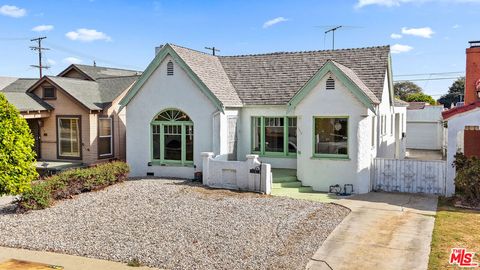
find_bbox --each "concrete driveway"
[307,192,437,270]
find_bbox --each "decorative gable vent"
[167,61,174,76]
[326,77,335,90]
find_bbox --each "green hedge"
[17,161,129,212]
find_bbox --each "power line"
[0,37,30,41]
[394,77,460,82]
[394,71,464,77]
[45,41,143,70]
[30,36,50,78]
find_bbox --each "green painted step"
[272,181,302,188]
[272,168,298,183]
[272,186,315,193]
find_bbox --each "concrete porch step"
[271,168,298,183]
[272,181,302,188]
[272,186,315,194]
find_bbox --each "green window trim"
[150,109,194,166]
[312,116,349,159]
[251,116,297,158]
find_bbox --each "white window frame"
[58,116,81,158]
[98,117,113,157]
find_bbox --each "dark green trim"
[150,109,194,166]
[310,155,351,160]
[250,116,297,158]
[288,61,376,113]
[119,44,224,112]
[312,116,349,159]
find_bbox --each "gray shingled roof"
[1,92,53,112]
[170,45,242,106]
[394,98,409,107]
[1,78,52,112]
[2,78,37,92]
[73,64,141,80]
[331,61,380,104]
[0,77,18,91]
[217,46,390,105]
[46,75,139,110]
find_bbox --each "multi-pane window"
[98,118,113,157]
[288,118,297,153]
[58,117,80,158]
[151,109,193,165]
[265,117,284,153]
[251,116,297,156]
[314,117,348,157]
[252,117,261,152]
[43,87,55,99]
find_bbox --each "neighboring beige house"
[0,64,140,165]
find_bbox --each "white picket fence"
[372,158,446,195]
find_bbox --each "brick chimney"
[465,41,480,104]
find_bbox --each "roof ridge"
[73,64,141,73]
[219,45,390,58]
[95,74,142,80]
[167,43,218,57]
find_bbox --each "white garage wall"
[406,106,444,150]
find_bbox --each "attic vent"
[167,61,174,76]
[326,77,335,90]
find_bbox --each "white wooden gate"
[372,158,446,195]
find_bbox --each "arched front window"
[151,109,193,165]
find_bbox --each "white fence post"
[201,152,214,185]
[246,154,260,191]
[261,163,272,194]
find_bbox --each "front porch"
[271,168,338,202]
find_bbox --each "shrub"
[17,161,129,212]
[0,93,38,196]
[453,152,480,206]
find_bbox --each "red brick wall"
[465,47,480,104]
[464,129,480,158]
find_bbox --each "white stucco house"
[120,43,406,194]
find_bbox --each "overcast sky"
[1,0,479,98]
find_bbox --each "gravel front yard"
[0,179,349,269]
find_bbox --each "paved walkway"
[0,246,157,270]
[307,192,438,270]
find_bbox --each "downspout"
[212,110,221,155]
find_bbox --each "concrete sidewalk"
[0,246,157,270]
[307,192,437,270]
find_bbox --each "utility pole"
[30,36,50,78]
[325,26,342,50]
[205,46,220,56]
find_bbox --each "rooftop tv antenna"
[325,26,342,50]
[205,46,220,56]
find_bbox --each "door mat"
[0,259,63,269]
